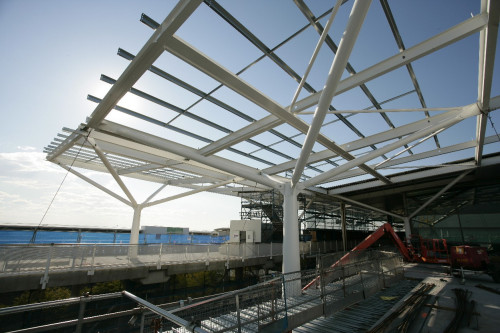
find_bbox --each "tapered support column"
[341,203,347,251]
[403,217,411,241]
[129,205,143,258]
[131,205,142,244]
[282,183,301,297]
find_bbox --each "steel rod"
[122,291,208,333]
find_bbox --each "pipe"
[122,291,208,333]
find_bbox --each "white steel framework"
[45,0,500,295]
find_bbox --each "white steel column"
[403,217,411,241]
[282,182,301,297]
[341,202,347,251]
[129,205,143,258]
[130,205,142,244]
[291,0,372,187]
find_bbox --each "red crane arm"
[302,223,411,291]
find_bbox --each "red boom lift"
[303,222,498,290]
[330,223,449,264]
[303,223,449,290]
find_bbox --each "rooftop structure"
[44,0,500,294]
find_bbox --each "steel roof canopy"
[44,0,500,224]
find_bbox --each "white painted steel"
[292,13,488,114]
[42,2,500,281]
[88,137,138,206]
[93,121,282,189]
[142,183,168,205]
[86,0,202,129]
[475,0,500,165]
[58,163,132,207]
[129,206,142,252]
[288,0,343,112]
[264,109,463,176]
[292,0,372,188]
[300,104,481,189]
[166,36,389,184]
[282,183,301,297]
[143,178,240,208]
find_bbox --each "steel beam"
[408,169,473,219]
[321,134,499,185]
[165,35,390,184]
[93,121,283,189]
[46,131,84,162]
[292,0,372,188]
[300,104,481,189]
[329,193,404,221]
[192,14,487,169]
[87,136,138,206]
[143,178,240,208]
[288,0,343,110]
[86,0,202,128]
[379,0,439,149]
[294,0,407,156]
[58,164,132,207]
[263,111,462,176]
[475,0,500,165]
[292,13,488,113]
[142,183,168,205]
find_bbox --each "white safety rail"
[0,241,349,277]
[0,249,404,333]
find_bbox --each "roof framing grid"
[44,0,500,243]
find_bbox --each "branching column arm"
[57,163,133,207]
[292,0,373,188]
[87,136,137,206]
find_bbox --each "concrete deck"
[377,263,500,332]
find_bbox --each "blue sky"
[0,0,242,231]
[0,0,498,231]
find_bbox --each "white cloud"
[0,151,63,174]
[17,146,36,151]
[0,149,241,231]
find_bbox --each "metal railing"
[0,249,404,333]
[0,239,358,278]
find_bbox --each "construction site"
[1,0,500,332]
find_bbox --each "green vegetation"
[80,280,124,296]
[13,287,71,306]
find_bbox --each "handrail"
[0,250,404,333]
[122,291,209,333]
[0,292,123,316]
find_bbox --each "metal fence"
[0,249,404,333]
[0,239,359,278]
[144,249,404,333]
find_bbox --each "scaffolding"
[239,190,390,243]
